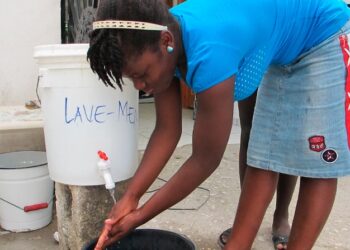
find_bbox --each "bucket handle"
[35,68,49,106]
[36,74,42,105]
[0,197,53,212]
[24,203,49,212]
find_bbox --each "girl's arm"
[104,77,235,246]
[121,77,183,203]
[100,77,184,248]
[137,76,235,223]
[105,77,234,248]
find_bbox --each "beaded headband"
[93,20,168,31]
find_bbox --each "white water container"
[33,44,138,185]
[0,151,53,232]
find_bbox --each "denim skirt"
[247,21,350,178]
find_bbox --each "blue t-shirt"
[170,0,350,101]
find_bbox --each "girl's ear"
[160,30,175,53]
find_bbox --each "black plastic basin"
[83,229,196,250]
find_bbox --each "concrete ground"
[1,104,350,249]
[1,144,350,249]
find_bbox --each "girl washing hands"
[88,0,350,249]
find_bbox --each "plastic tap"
[97,150,115,190]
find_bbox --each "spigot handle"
[97,150,109,161]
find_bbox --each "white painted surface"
[0,0,60,106]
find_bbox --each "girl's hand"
[104,208,144,247]
[108,194,139,222]
[95,194,139,249]
[94,219,113,250]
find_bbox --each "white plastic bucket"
[0,151,54,232]
[33,44,138,185]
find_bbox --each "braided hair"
[87,0,174,90]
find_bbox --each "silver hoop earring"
[167,46,174,53]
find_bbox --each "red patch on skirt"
[308,135,326,152]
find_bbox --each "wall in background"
[0,0,60,106]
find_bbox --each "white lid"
[0,151,47,169]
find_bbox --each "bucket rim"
[83,228,196,250]
[0,150,47,169]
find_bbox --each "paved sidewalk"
[1,144,350,249]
